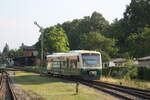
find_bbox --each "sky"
[0,0,131,52]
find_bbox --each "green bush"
[102,66,129,78]
[123,66,138,80]
[102,65,150,81]
[138,67,150,81]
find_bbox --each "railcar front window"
[82,53,100,67]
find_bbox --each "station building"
[13,44,39,66]
[137,56,150,67]
[103,58,127,67]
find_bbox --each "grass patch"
[14,71,118,100]
[100,77,150,90]
[102,66,150,89]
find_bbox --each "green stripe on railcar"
[51,67,81,75]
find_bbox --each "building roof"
[138,56,150,61]
[21,44,36,50]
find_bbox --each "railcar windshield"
[82,53,100,67]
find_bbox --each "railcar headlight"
[89,71,97,76]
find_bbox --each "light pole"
[34,21,44,75]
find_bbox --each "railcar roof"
[47,50,100,58]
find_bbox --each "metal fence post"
[76,82,79,94]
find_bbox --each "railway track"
[94,81,150,99]
[0,71,17,100]
[48,73,150,100]
[78,80,150,100]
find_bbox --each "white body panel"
[47,50,102,70]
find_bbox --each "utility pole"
[34,21,44,75]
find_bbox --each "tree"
[126,28,150,57]
[126,33,139,57]
[61,11,110,50]
[140,28,150,56]
[7,49,16,57]
[35,26,69,54]
[124,0,150,34]
[2,43,9,56]
[79,32,118,61]
[61,19,81,50]
[15,48,23,56]
[90,11,109,33]
[105,0,150,55]
[104,19,128,53]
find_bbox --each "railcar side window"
[61,61,67,68]
[70,60,77,68]
[52,61,60,67]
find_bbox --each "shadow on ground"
[14,74,74,85]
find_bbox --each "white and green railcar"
[47,50,102,80]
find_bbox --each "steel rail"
[92,81,150,99]
[1,71,17,100]
[95,80,150,92]
[7,76,18,100]
[0,71,4,91]
[86,80,150,99]
[79,80,132,100]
